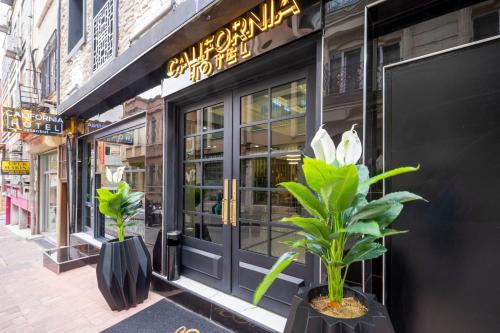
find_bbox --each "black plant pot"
[96,236,152,311]
[284,285,394,333]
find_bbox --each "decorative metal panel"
[93,0,115,71]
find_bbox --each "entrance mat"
[102,299,233,333]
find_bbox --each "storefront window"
[39,152,58,241]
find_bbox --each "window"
[68,0,85,54]
[377,43,401,90]
[325,48,362,95]
[473,11,500,41]
[41,31,57,99]
[92,0,116,71]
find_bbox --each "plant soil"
[310,296,368,319]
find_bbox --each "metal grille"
[93,0,115,71]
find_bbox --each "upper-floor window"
[473,11,500,41]
[377,43,401,90]
[41,31,57,99]
[93,0,116,71]
[68,0,85,55]
[325,48,363,95]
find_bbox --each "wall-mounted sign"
[85,120,112,133]
[2,107,64,136]
[166,0,302,83]
[1,160,30,175]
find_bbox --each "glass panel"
[184,214,200,238]
[203,189,224,215]
[185,110,202,135]
[240,158,267,188]
[271,226,305,263]
[184,136,201,160]
[203,161,223,186]
[271,155,301,187]
[203,216,223,244]
[203,104,224,131]
[240,222,268,255]
[184,187,201,212]
[271,117,306,152]
[240,190,268,221]
[240,124,268,156]
[203,132,224,159]
[271,191,302,222]
[184,163,201,186]
[271,79,307,118]
[241,90,269,124]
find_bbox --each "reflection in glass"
[271,79,306,118]
[184,163,201,186]
[271,155,301,187]
[203,161,223,186]
[271,118,306,152]
[203,216,223,244]
[240,158,267,188]
[203,104,224,131]
[203,132,224,159]
[271,226,305,263]
[203,189,223,215]
[185,110,202,135]
[241,90,269,124]
[240,190,268,221]
[240,124,268,155]
[184,214,200,238]
[272,191,302,222]
[240,223,267,255]
[184,136,201,160]
[184,187,201,212]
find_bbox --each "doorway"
[178,70,316,315]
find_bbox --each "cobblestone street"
[0,220,161,333]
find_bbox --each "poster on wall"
[1,160,30,175]
[2,107,64,135]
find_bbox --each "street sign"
[1,160,30,175]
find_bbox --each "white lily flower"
[311,126,336,164]
[336,125,362,165]
[113,166,126,184]
[105,167,113,184]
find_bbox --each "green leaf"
[373,203,403,227]
[96,188,114,201]
[364,166,420,187]
[348,201,396,224]
[253,252,298,305]
[323,164,359,213]
[280,182,328,220]
[377,191,427,203]
[281,217,330,239]
[343,238,386,265]
[346,221,382,237]
[381,228,408,236]
[302,157,336,193]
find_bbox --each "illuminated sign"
[167,0,301,82]
[2,107,64,136]
[1,161,30,175]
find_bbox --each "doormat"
[101,299,233,333]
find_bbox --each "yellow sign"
[1,161,30,175]
[167,0,301,82]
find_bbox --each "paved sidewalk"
[0,222,162,333]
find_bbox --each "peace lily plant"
[96,167,144,242]
[253,125,425,311]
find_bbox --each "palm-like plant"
[253,126,425,308]
[96,167,144,241]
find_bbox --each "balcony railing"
[324,62,363,96]
[93,0,116,71]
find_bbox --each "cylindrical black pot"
[96,236,152,311]
[284,285,395,333]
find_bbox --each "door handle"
[230,178,237,227]
[222,179,229,225]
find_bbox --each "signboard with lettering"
[163,0,320,96]
[85,120,112,133]
[2,107,64,136]
[1,161,30,175]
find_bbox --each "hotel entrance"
[175,64,318,315]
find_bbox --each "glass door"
[40,152,58,241]
[180,96,232,292]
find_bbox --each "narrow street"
[0,219,162,333]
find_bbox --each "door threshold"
[152,273,287,333]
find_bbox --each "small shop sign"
[166,0,301,82]
[2,107,64,136]
[1,160,30,175]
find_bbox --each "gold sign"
[2,107,64,136]
[167,0,301,82]
[1,161,30,175]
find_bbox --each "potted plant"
[253,126,425,332]
[95,166,152,311]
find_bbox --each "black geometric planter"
[96,236,152,311]
[284,285,395,333]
